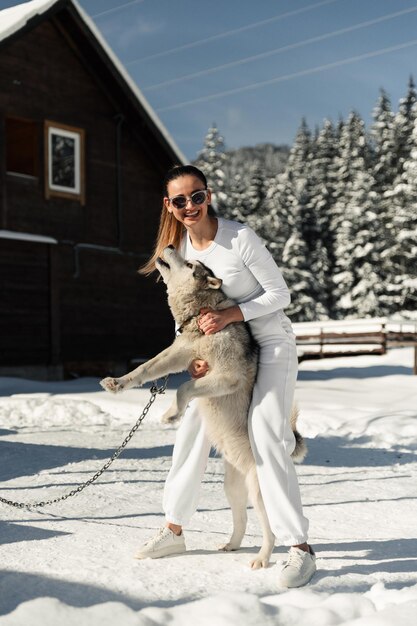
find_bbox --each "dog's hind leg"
[218,461,248,553]
[161,374,240,424]
[245,466,275,569]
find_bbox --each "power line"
[144,5,417,92]
[156,38,417,112]
[91,0,145,19]
[125,0,343,66]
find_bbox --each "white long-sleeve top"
[181,218,293,345]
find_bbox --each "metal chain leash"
[0,377,169,511]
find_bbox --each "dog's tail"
[290,404,308,463]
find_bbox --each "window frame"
[44,120,85,204]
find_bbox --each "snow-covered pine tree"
[394,76,417,173]
[242,171,283,251]
[369,89,403,314]
[239,165,266,217]
[381,113,417,314]
[397,120,417,312]
[217,166,269,224]
[252,132,292,254]
[332,112,385,318]
[371,89,397,193]
[281,190,327,321]
[263,119,312,264]
[194,129,290,244]
[272,119,328,320]
[194,124,227,212]
[379,78,417,315]
[219,172,247,222]
[309,119,338,317]
[242,167,274,245]
[257,170,289,263]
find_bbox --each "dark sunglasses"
[168,189,208,210]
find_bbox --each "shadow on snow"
[0,569,190,617]
[0,520,71,546]
[297,363,412,380]
[0,441,174,482]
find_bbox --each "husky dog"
[101,245,306,569]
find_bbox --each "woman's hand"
[188,307,244,377]
[188,359,209,379]
[198,306,244,335]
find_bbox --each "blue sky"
[3,0,417,160]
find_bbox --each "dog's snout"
[167,244,175,250]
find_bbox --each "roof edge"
[70,0,187,165]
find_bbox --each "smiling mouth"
[184,210,199,217]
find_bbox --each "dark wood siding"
[0,239,51,364]
[59,246,173,364]
[119,128,166,251]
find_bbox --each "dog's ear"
[206,276,222,290]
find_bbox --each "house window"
[6,117,39,177]
[44,120,85,204]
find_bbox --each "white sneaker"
[277,546,316,588]
[134,527,186,560]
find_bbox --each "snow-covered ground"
[1,348,416,625]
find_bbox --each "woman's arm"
[199,224,290,334]
[235,226,290,321]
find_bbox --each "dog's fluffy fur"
[101,246,306,568]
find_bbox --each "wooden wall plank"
[0,239,50,364]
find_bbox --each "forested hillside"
[194,79,417,322]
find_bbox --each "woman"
[137,165,316,588]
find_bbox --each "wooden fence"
[293,320,417,374]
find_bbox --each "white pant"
[163,313,309,546]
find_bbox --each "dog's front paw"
[100,376,129,393]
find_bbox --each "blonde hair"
[139,207,184,276]
[139,165,214,276]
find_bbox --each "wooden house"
[0,0,186,379]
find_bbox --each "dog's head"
[156,246,222,296]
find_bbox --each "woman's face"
[164,175,211,227]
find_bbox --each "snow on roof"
[0,229,58,244]
[0,0,187,165]
[0,0,56,42]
